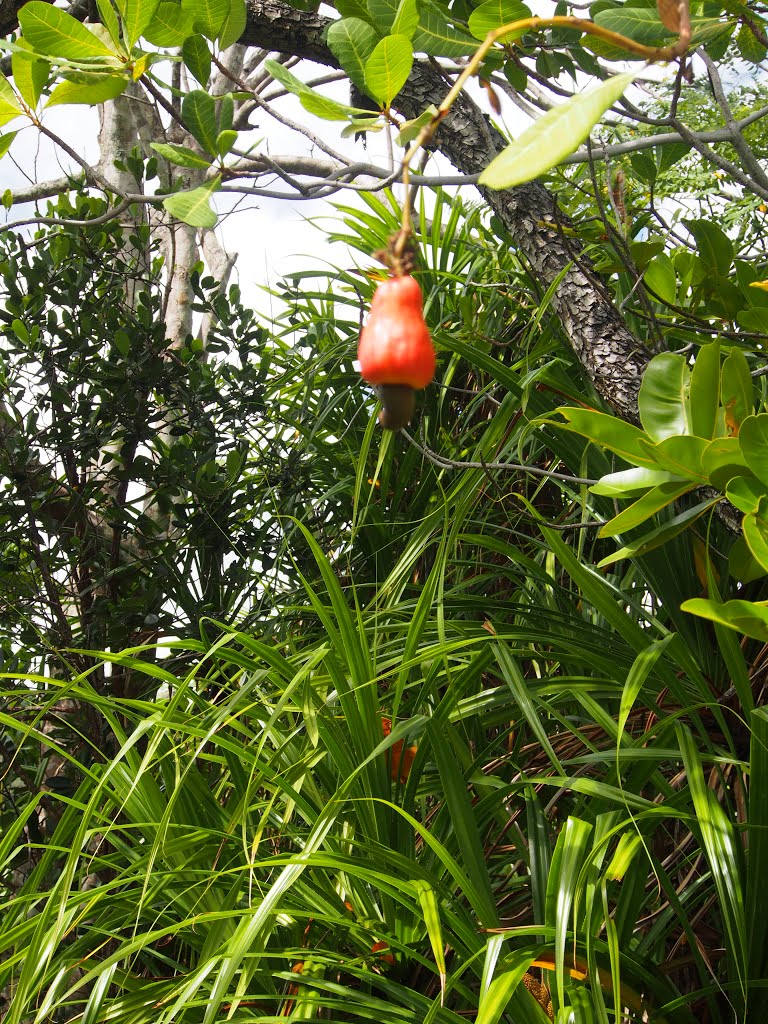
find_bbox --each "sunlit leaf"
[162,177,220,228]
[19,1,119,59]
[365,34,413,107]
[479,72,635,189]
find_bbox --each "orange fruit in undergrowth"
[371,940,395,966]
[381,716,418,783]
[358,275,435,429]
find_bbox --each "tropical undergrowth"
[2,191,768,1024]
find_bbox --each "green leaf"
[599,479,696,538]
[496,645,564,774]
[337,0,370,19]
[47,74,129,106]
[11,41,49,109]
[727,475,764,514]
[412,0,477,58]
[181,0,229,39]
[19,2,118,59]
[479,72,635,189]
[702,437,750,490]
[722,348,754,435]
[468,0,531,42]
[395,105,436,146]
[643,252,676,306]
[216,129,237,156]
[327,18,378,97]
[150,141,212,168]
[143,2,195,46]
[0,130,18,160]
[590,466,682,497]
[682,597,768,640]
[597,497,719,567]
[477,954,538,1024]
[677,724,747,978]
[265,57,308,97]
[689,342,720,440]
[593,6,672,45]
[744,497,768,572]
[737,21,767,62]
[122,0,161,47]
[638,352,691,441]
[182,34,211,86]
[739,414,768,487]
[639,435,708,481]
[182,89,218,155]
[556,406,656,466]
[364,34,413,107]
[0,73,21,128]
[96,0,122,47]
[729,535,767,584]
[367,0,398,34]
[684,218,734,277]
[162,177,220,228]
[546,816,593,1008]
[300,91,368,121]
[218,0,247,48]
[392,0,419,38]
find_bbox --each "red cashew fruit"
[358,275,435,429]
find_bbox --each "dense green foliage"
[3,0,768,1020]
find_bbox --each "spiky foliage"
[2,191,767,1024]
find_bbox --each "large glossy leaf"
[556,406,655,466]
[681,597,768,640]
[638,435,708,481]
[327,18,379,96]
[739,414,768,487]
[702,437,750,490]
[637,352,691,441]
[684,219,734,277]
[468,0,531,41]
[726,474,764,514]
[391,0,419,38]
[19,2,118,59]
[643,252,676,306]
[743,496,768,572]
[721,348,753,435]
[479,73,635,190]
[689,342,720,440]
[300,91,369,121]
[598,479,695,538]
[590,466,681,497]
[364,34,413,106]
